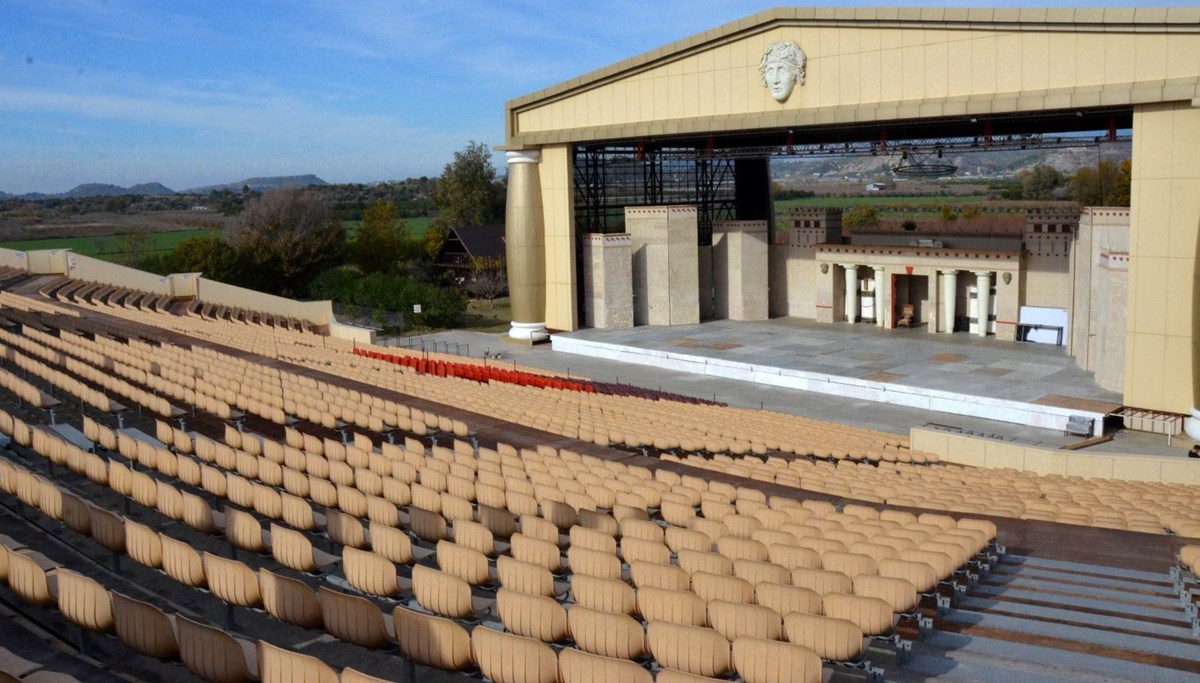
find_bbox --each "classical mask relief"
[760,41,806,102]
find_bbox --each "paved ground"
[385,321,1193,460]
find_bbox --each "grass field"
[0,228,221,257]
[342,216,432,240]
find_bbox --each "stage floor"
[552,318,1123,436]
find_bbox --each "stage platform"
[552,318,1123,437]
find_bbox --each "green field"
[342,216,432,240]
[0,229,221,257]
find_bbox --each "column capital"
[940,269,958,276]
[873,265,886,272]
[839,263,859,271]
[973,270,993,278]
[506,150,541,165]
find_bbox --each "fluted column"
[842,264,858,323]
[940,269,957,333]
[873,266,885,327]
[505,150,548,342]
[974,271,991,337]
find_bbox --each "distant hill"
[183,175,328,195]
[12,182,180,199]
[126,182,176,196]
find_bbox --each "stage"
[551,319,1123,437]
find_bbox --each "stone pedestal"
[713,221,769,321]
[626,206,700,326]
[581,234,633,329]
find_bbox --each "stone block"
[713,220,769,321]
[626,206,699,325]
[581,233,633,329]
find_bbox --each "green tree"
[1067,159,1131,207]
[1020,164,1065,200]
[842,206,880,231]
[430,140,505,235]
[163,235,242,283]
[120,229,152,267]
[352,200,420,274]
[939,206,958,222]
[226,187,346,297]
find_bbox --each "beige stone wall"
[509,10,1200,146]
[713,221,769,321]
[196,278,333,325]
[1072,209,1130,392]
[538,145,577,332]
[581,234,634,329]
[626,206,699,326]
[1020,254,1072,310]
[912,427,1200,486]
[68,254,172,295]
[0,248,28,271]
[1126,102,1200,414]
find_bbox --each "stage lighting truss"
[891,148,958,177]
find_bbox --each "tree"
[842,206,880,231]
[352,200,419,274]
[1020,164,1065,200]
[160,235,242,283]
[939,206,958,222]
[464,256,508,308]
[120,229,152,267]
[1067,159,1130,207]
[430,140,505,234]
[226,187,346,297]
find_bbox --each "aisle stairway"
[891,554,1200,683]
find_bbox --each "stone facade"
[713,221,769,321]
[626,206,700,326]
[1072,208,1130,392]
[581,233,634,329]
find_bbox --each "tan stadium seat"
[677,549,733,577]
[665,527,712,554]
[410,506,449,544]
[481,504,520,540]
[783,611,865,662]
[511,533,563,572]
[691,571,754,604]
[733,559,790,587]
[898,549,956,581]
[558,647,653,683]
[455,519,499,557]
[392,606,473,671]
[124,519,163,569]
[542,499,577,530]
[257,640,337,683]
[637,586,708,626]
[318,587,395,648]
[566,606,647,660]
[621,517,665,543]
[570,574,637,615]
[767,544,821,571]
[620,537,670,565]
[176,614,259,683]
[436,540,492,586]
[259,568,321,629]
[790,567,853,596]
[568,546,622,580]
[497,556,558,598]
[88,505,127,555]
[724,515,763,539]
[754,582,822,617]
[520,515,562,546]
[688,518,727,543]
[822,593,895,637]
[853,574,919,613]
[343,547,404,598]
[411,564,493,620]
[54,568,113,633]
[716,537,769,563]
[707,600,782,641]
[202,552,263,609]
[224,507,267,554]
[326,509,367,549]
[7,550,58,607]
[270,524,338,574]
[578,509,619,537]
[496,588,568,643]
[630,561,690,591]
[646,622,731,678]
[662,501,698,528]
[182,491,223,534]
[370,522,428,565]
[821,551,877,579]
[111,591,179,659]
[472,626,559,683]
[570,526,617,554]
[732,636,822,683]
[655,669,729,683]
[281,493,321,532]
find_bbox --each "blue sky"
[0,1,1183,194]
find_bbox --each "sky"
[0,0,1186,195]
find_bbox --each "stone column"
[940,270,957,333]
[842,264,858,323]
[873,266,885,327]
[974,271,991,337]
[505,151,547,342]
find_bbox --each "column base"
[1185,408,1200,440]
[509,321,549,343]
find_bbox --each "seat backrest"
[565,605,646,660]
[412,564,474,619]
[731,636,822,683]
[630,561,690,591]
[789,567,852,596]
[707,600,781,641]
[753,582,821,617]
[392,606,473,671]
[325,509,367,549]
[570,574,637,615]
[690,571,754,604]
[821,551,877,579]
[877,558,938,594]
[343,547,400,598]
[257,640,338,683]
[569,526,617,554]
[664,527,711,554]
[765,544,820,571]
[317,586,392,649]
[636,586,708,627]
[820,592,894,636]
[677,549,733,577]
[782,612,864,662]
[497,556,555,598]
[258,568,321,629]
[852,574,918,613]
[181,491,219,534]
[511,533,562,572]
[202,552,263,608]
[620,537,670,565]
[577,509,619,537]
[54,568,113,633]
[436,540,491,586]
[111,590,179,660]
[454,519,497,556]
[222,507,265,554]
[620,517,664,543]
[409,506,448,543]
[715,537,768,564]
[7,550,57,607]
[471,626,558,683]
[732,559,789,587]
[176,613,257,683]
[645,622,731,678]
[88,505,127,554]
[558,647,652,683]
[496,588,567,643]
[368,523,413,565]
[269,525,317,573]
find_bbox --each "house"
[434,225,506,285]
